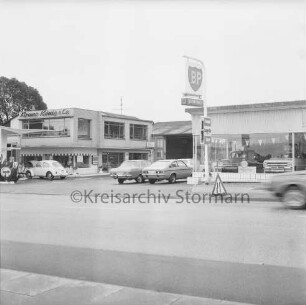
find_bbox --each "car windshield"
[150,160,171,168]
[52,162,63,168]
[119,161,140,168]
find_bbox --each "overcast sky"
[0,0,305,122]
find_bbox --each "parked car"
[142,159,192,184]
[110,160,152,184]
[266,170,306,209]
[25,160,68,180]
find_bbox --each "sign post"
[181,55,209,178]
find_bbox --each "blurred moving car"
[25,160,68,180]
[266,170,306,209]
[142,159,192,184]
[110,160,152,184]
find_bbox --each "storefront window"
[129,153,148,160]
[104,121,125,139]
[130,124,147,140]
[78,118,91,139]
[22,118,70,137]
[102,152,124,170]
[76,155,90,168]
[209,133,306,173]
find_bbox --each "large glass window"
[104,121,125,139]
[130,124,147,140]
[209,133,306,173]
[78,118,91,139]
[22,118,70,137]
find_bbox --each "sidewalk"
[0,269,255,305]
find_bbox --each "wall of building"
[190,105,306,136]
[100,116,153,150]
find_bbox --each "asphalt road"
[1,177,306,304]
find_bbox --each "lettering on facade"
[19,109,70,118]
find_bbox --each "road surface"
[1,177,306,304]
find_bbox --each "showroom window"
[78,118,91,139]
[130,124,147,140]
[104,121,125,139]
[209,132,306,173]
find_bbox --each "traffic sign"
[212,174,227,196]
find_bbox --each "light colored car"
[263,157,306,173]
[142,159,192,184]
[110,160,152,184]
[25,160,68,180]
[266,170,306,209]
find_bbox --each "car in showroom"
[110,160,152,184]
[263,157,306,173]
[142,159,192,184]
[215,150,266,173]
[25,160,68,180]
[266,170,306,209]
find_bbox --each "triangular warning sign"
[211,174,227,196]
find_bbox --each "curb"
[0,268,255,305]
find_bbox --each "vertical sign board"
[204,117,212,144]
[200,116,212,145]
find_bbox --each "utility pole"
[120,97,123,115]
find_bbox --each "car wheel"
[46,171,54,180]
[168,173,176,184]
[26,171,32,179]
[282,186,306,209]
[118,178,125,184]
[149,179,156,184]
[135,175,144,183]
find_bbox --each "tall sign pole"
[181,55,210,178]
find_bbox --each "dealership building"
[9,108,154,174]
[153,100,306,176]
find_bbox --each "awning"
[20,147,98,157]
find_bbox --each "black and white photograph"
[1,0,306,304]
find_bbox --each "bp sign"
[184,60,204,97]
[188,66,202,92]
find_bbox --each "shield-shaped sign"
[188,66,202,92]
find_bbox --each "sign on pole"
[181,97,203,107]
[185,60,204,97]
[200,116,212,145]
